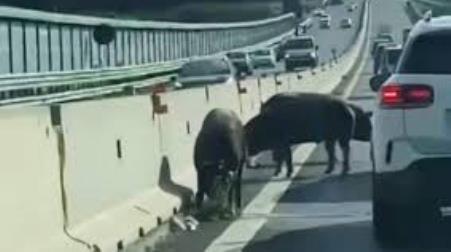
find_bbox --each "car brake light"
[380,83,433,108]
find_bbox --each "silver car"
[175,58,237,89]
[249,49,276,69]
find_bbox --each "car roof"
[186,56,228,64]
[409,16,451,39]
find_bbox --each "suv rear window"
[399,33,451,74]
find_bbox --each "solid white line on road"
[204,144,317,252]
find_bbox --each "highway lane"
[254,0,364,76]
[241,0,451,251]
[123,1,371,251]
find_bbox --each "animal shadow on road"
[158,156,194,211]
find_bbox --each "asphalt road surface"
[254,0,364,76]
[125,0,435,251]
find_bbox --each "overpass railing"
[0,6,295,106]
[0,7,295,76]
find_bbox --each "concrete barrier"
[0,0,369,251]
[0,106,87,252]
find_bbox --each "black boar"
[194,108,246,216]
[246,92,372,177]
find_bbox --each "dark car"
[175,57,237,89]
[226,51,253,75]
[371,34,394,57]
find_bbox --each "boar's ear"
[364,111,373,118]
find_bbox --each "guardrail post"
[7,21,13,73]
[35,23,41,72]
[21,21,27,73]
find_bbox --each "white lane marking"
[204,144,317,252]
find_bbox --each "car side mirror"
[369,74,388,92]
[315,45,319,51]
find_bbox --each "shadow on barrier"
[158,156,195,211]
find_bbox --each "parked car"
[283,35,319,71]
[370,15,451,242]
[340,18,353,29]
[377,44,402,75]
[249,49,276,69]
[226,51,253,75]
[319,15,331,29]
[175,57,236,89]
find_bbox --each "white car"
[176,57,236,89]
[313,9,326,17]
[283,35,319,71]
[319,15,331,29]
[249,49,276,69]
[370,16,451,240]
[340,18,353,29]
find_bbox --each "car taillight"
[380,83,433,108]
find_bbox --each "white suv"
[371,15,451,240]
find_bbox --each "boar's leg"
[235,161,244,213]
[283,146,293,178]
[339,138,351,175]
[324,140,336,174]
[272,148,284,176]
[195,171,206,209]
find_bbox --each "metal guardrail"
[413,0,451,16]
[0,6,296,106]
[0,6,295,76]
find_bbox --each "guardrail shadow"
[158,156,194,210]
